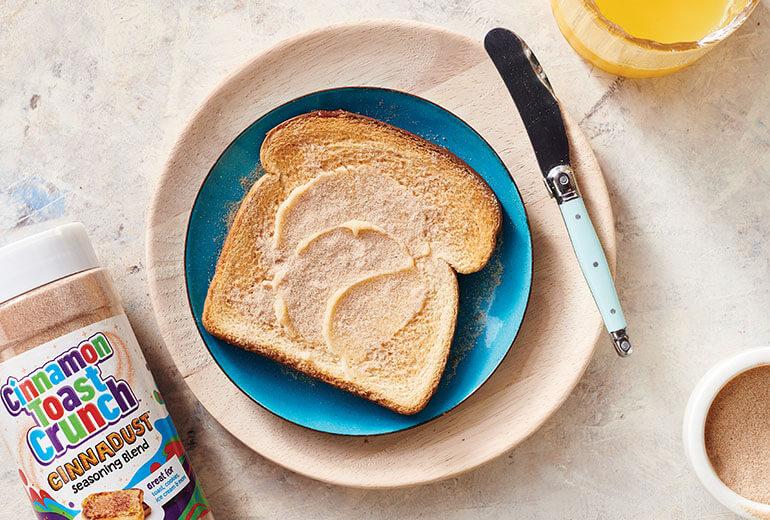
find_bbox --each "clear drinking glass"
[550,0,759,78]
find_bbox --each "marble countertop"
[1,1,768,518]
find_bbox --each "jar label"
[0,314,210,519]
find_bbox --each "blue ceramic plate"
[185,87,532,435]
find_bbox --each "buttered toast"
[81,489,145,520]
[203,110,500,414]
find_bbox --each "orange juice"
[550,0,758,77]
[594,0,739,43]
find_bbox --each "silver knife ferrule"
[545,165,579,204]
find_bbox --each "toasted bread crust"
[204,258,457,415]
[81,489,144,520]
[261,110,502,274]
[203,110,499,414]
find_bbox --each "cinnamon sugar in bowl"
[705,365,770,505]
[684,347,770,519]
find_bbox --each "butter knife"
[484,27,632,357]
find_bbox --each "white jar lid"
[0,222,100,305]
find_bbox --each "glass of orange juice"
[551,0,759,77]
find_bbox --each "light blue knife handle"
[560,197,626,333]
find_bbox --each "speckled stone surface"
[1,1,768,518]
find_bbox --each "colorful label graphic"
[0,315,210,520]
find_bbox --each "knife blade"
[484,27,633,357]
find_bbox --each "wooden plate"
[146,20,615,488]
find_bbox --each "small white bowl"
[683,346,770,519]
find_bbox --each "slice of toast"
[81,489,145,520]
[261,111,501,274]
[203,110,500,414]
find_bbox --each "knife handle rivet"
[575,214,581,220]
[610,308,616,314]
[559,174,570,185]
[593,261,599,267]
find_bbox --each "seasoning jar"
[0,223,212,520]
